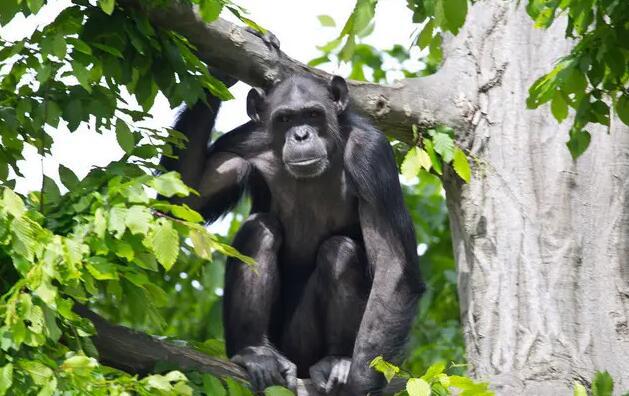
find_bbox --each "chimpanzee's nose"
[293,129,310,142]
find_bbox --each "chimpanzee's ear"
[247,88,266,122]
[330,75,349,113]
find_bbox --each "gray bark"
[114,1,629,394]
[442,2,629,395]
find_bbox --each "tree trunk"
[442,1,629,394]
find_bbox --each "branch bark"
[122,0,476,142]
[75,305,404,395]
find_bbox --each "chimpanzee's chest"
[251,154,360,267]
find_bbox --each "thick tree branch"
[73,304,247,380]
[75,305,404,395]
[122,0,476,142]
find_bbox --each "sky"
[0,0,417,212]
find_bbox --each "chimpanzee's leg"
[223,213,297,392]
[281,236,370,393]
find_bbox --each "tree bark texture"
[114,0,629,394]
[442,2,629,395]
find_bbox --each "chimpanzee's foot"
[309,356,352,394]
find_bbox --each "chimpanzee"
[164,74,424,395]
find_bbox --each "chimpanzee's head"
[247,75,349,178]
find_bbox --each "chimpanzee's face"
[247,75,349,179]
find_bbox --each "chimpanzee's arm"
[345,123,425,394]
[162,98,256,223]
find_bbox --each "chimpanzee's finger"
[280,359,298,391]
[325,363,342,394]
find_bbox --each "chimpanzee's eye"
[309,110,321,118]
[278,114,290,123]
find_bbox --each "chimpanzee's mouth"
[286,157,324,166]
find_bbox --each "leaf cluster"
[0,0,255,394]
[526,0,629,158]
[370,358,493,396]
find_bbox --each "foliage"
[401,172,465,376]
[0,0,260,394]
[574,371,629,396]
[400,125,471,183]
[526,0,629,159]
[370,357,493,396]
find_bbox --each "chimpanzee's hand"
[231,346,297,393]
[309,356,352,394]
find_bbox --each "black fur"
[163,75,424,395]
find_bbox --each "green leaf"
[86,258,119,280]
[58,164,79,190]
[407,378,431,396]
[68,38,92,55]
[401,147,422,180]
[199,0,223,22]
[151,218,179,271]
[369,356,399,383]
[442,0,468,34]
[421,361,446,382]
[133,251,158,271]
[26,0,44,14]
[43,175,61,205]
[36,63,53,84]
[42,305,61,342]
[225,377,252,396]
[61,355,97,371]
[116,120,135,154]
[52,34,67,59]
[145,374,173,391]
[3,188,26,217]
[574,382,587,396]
[566,129,591,160]
[34,279,57,305]
[150,172,189,198]
[551,91,569,123]
[19,360,53,386]
[92,42,123,58]
[143,283,169,307]
[592,371,613,396]
[264,386,294,396]
[108,206,128,238]
[424,139,442,175]
[317,15,336,27]
[453,147,471,183]
[317,37,343,53]
[170,204,204,223]
[418,20,434,49]
[307,55,330,67]
[432,132,455,163]
[416,148,432,172]
[0,1,21,26]
[99,0,115,15]
[125,205,152,235]
[0,363,13,396]
[46,100,62,127]
[64,99,83,131]
[202,374,226,396]
[616,94,629,126]
[72,60,92,93]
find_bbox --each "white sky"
[1,0,417,197]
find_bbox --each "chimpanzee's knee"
[316,236,366,286]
